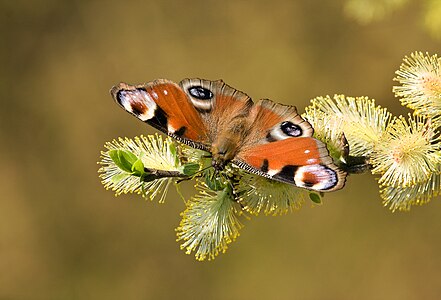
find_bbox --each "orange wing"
[236,137,346,191]
[111,80,209,150]
[236,100,346,192]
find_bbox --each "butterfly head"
[211,157,227,171]
[211,140,238,171]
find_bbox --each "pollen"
[371,114,440,188]
[392,147,404,164]
[393,51,441,118]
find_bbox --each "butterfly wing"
[235,100,346,192]
[111,80,210,150]
[178,78,254,141]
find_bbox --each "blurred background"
[2,0,441,299]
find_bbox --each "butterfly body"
[111,78,346,192]
[211,133,242,170]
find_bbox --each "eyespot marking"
[116,88,156,121]
[187,85,214,113]
[294,165,338,191]
[188,86,213,100]
[280,121,302,137]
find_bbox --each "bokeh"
[1,0,441,299]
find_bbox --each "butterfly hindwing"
[241,99,313,148]
[179,78,254,142]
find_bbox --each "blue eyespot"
[280,121,302,137]
[188,86,213,100]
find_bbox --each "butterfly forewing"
[111,80,210,150]
[236,137,346,191]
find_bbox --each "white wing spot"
[137,91,156,121]
[306,158,319,164]
[151,91,158,99]
[168,124,177,133]
[294,165,337,191]
[267,169,278,176]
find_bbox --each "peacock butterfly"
[110,78,346,192]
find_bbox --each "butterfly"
[110,78,346,192]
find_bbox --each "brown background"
[2,0,441,299]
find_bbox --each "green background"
[2,0,441,299]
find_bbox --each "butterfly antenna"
[210,169,217,182]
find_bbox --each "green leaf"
[180,163,200,176]
[168,142,180,166]
[118,149,138,166]
[109,149,138,173]
[131,159,145,176]
[309,192,322,204]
